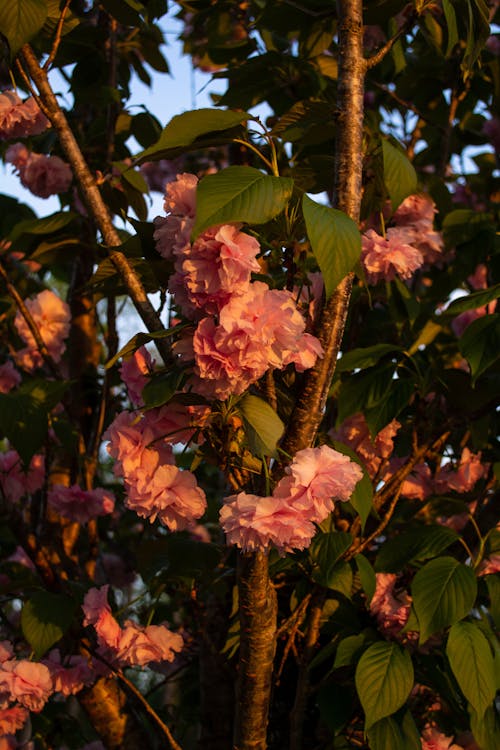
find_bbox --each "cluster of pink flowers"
[0,363,21,394]
[0,91,49,140]
[420,725,464,750]
[154,173,323,400]
[369,573,412,639]
[82,586,183,668]
[329,412,400,478]
[401,447,488,502]
[0,451,44,504]
[104,404,208,531]
[41,650,93,696]
[0,646,52,713]
[6,144,72,199]
[361,194,443,284]
[14,290,70,372]
[47,484,115,524]
[119,346,154,406]
[220,445,362,553]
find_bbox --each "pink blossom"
[0,451,44,504]
[0,644,13,664]
[0,660,53,712]
[171,224,261,318]
[0,91,49,140]
[48,484,115,524]
[467,264,488,290]
[82,586,122,650]
[6,547,35,572]
[392,193,443,265]
[186,281,323,400]
[400,462,434,501]
[153,173,198,259]
[0,705,29,735]
[434,448,487,494]
[14,289,70,371]
[119,346,153,406]
[117,621,184,667]
[477,553,500,576]
[0,362,21,394]
[104,410,175,479]
[6,143,72,199]
[330,413,400,478]
[220,493,316,554]
[43,650,93,695]
[142,402,210,445]
[126,461,206,531]
[274,445,363,523]
[361,227,424,284]
[421,725,463,750]
[370,573,411,638]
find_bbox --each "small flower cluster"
[0,91,49,140]
[361,194,443,285]
[154,173,323,400]
[6,143,72,199]
[82,585,183,668]
[220,445,362,554]
[104,396,209,532]
[48,485,115,524]
[0,452,44,505]
[369,573,412,639]
[13,290,70,372]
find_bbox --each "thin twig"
[44,0,72,70]
[0,261,60,379]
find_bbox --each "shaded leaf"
[367,711,420,750]
[447,620,496,718]
[375,525,460,573]
[382,140,418,211]
[238,394,284,457]
[459,314,500,384]
[412,557,477,643]
[302,194,361,299]
[337,344,402,373]
[193,166,293,237]
[0,0,47,56]
[106,325,188,369]
[355,641,414,728]
[21,592,77,658]
[355,554,376,603]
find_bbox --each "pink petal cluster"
[220,445,362,554]
[477,553,500,576]
[42,650,93,696]
[451,300,497,337]
[0,362,21,394]
[0,660,52,712]
[153,172,198,260]
[361,227,424,285]
[47,484,115,524]
[434,448,488,494]
[0,706,29,735]
[6,143,72,199]
[119,346,154,406]
[183,281,323,400]
[0,91,49,140]
[420,726,463,750]
[104,408,207,531]
[14,290,70,372]
[82,586,183,667]
[369,573,411,638]
[392,194,444,264]
[329,412,400,478]
[0,451,44,504]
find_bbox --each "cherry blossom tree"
[0,1,498,749]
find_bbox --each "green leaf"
[0,0,48,56]
[442,0,459,57]
[375,525,460,573]
[349,470,373,530]
[367,712,421,750]
[441,209,494,247]
[355,641,414,728]
[462,0,490,77]
[238,394,284,457]
[459,314,500,384]
[444,284,500,316]
[302,194,361,299]
[333,633,366,668]
[310,532,352,588]
[11,212,78,239]
[446,621,496,718]
[411,557,477,643]
[135,108,250,163]
[192,166,293,237]
[355,554,376,603]
[142,370,185,410]
[21,592,77,658]
[105,326,187,369]
[317,561,353,595]
[486,576,500,628]
[336,344,402,373]
[469,705,500,750]
[382,140,418,211]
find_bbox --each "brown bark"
[18,45,172,365]
[234,551,278,750]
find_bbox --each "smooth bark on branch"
[19,45,172,365]
[234,551,278,750]
[281,0,365,457]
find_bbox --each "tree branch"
[18,45,172,365]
